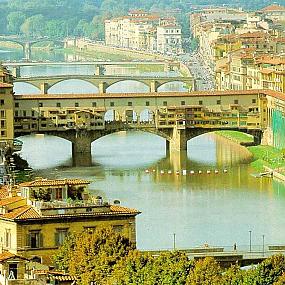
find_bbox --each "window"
[0,130,6,136]
[0,110,5,118]
[163,101,167,106]
[23,111,26,117]
[15,102,19,108]
[217,100,221,105]
[55,229,68,246]
[110,102,114,107]
[54,188,63,200]
[181,101,185,105]
[75,102,79,107]
[0,120,5,128]
[15,110,18,117]
[5,229,11,248]
[39,102,43,107]
[0,99,4,106]
[92,102,97,107]
[252,99,256,104]
[145,101,150,106]
[128,102,132,106]
[56,103,61,108]
[199,100,203,105]
[27,231,42,248]
[234,99,239,104]
[31,110,35,117]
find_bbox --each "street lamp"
[249,230,252,252]
[262,235,265,257]
[173,233,176,251]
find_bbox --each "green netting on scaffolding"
[272,109,285,149]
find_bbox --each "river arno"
[3,48,285,250]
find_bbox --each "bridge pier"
[24,42,31,61]
[71,132,92,167]
[40,83,49,94]
[150,80,159,93]
[99,82,108,93]
[95,65,105,76]
[166,126,187,153]
[11,66,21,78]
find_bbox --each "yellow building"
[0,178,141,266]
[0,66,14,142]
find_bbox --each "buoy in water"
[168,170,172,174]
[190,170,195,175]
[207,170,211,174]
[152,169,156,172]
[176,171,180,175]
[215,170,219,174]
[223,169,228,173]
[182,170,187,175]
[145,170,149,173]
[198,170,202,174]
[160,170,164,174]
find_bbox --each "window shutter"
[26,234,31,247]
[39,233,43,248]
[55,232,59,246]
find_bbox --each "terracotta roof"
[240,31,268,39]
[0,196,25,206]
[0,186,9,199]
[2,205,40,219]
[0,83,12,88]
[1,204,140,221]
[20,178,90,187]
[14,90,270,100]
[263,89,285,101]
[261,4,285,12]
[0,251,29,263]
[110,205,139,214]
[256,56,285,65]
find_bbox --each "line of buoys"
[145,169,228,175]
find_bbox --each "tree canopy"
[0,0,283,39]
[54,227,285,285]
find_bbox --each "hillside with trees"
[0,0,284,40]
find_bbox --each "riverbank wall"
[64,38,192,76]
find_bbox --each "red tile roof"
[0,196,25,206]
[2,205,40,219]
[0,186,9,199]
[261,4,285,12]
[14,90,270,100]
[0,251,29,263]
[1,204,140,221]
[20,178,90,187]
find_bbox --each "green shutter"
[55,232,59,246]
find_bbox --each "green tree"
[109,251,193,285]
[53,227,135,285]
[20,14,45,37]
[186,257,223,285]
[7,11,26,34]
[254,255,285,285]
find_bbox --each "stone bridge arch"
[105,79,150,93]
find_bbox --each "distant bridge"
[14,74,195,93]
[13,90,266,166]
[3,60,181,77]
[0,35,63,60]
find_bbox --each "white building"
[157,25,183,55]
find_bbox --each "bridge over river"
[13,90,266,166]
[14,74,195,94]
